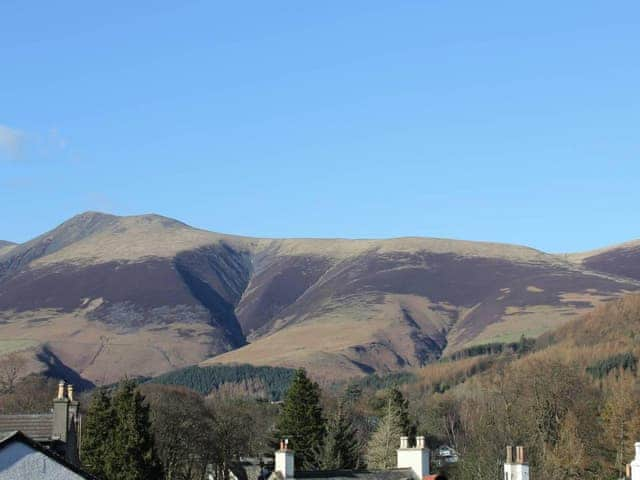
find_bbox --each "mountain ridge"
[1,211,639,383]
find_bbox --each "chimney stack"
[504,445,529,480]
[52,381,69,442]
[51,381,81,466]
[275,438,295,479]
[630,442,640,479]
[397,436,430,480]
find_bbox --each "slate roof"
[0,413,54,441]
[0,430,98,480]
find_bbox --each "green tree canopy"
[81,387,116,478]
[375,387,413,437]
[316,401,359,470]
[275,369,325,469]
[81,380,162,480]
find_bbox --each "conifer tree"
[108,380,162,480]
[382,387,413,437]
[316,402,359,470]
[366,394,406,469]
[275,369,325,469]
[81,387,116,478]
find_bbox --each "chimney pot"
[57,381,65,400]
[67,384,74,402]
[416,436,425,449]
[275,439,295,478]
[504,445,529,480]
[400,436,409,449]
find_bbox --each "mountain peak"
[70,211,192,231]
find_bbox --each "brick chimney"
[275,439,295,479]
[504,445,529,480]
[397,436,430,480]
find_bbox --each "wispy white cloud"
[0,124,25,160]
[0,124,71,162]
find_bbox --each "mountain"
[0,241,15,256]
[567,240,640,282]
[1,212,639,383]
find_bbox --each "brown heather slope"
[567,240,640,282]
[1,212,639,383]
[0,212,253,383]
[207,242,639,380]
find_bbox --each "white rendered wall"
[504,463,530,480]
[397,448,429,480]
[0,442,85,480]
[631,442,640,479]
[275,450,295,479]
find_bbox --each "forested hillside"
[376,293,640,479]
[146,364,296,401]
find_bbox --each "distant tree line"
[447,335,535,361]
[586,352,637,379]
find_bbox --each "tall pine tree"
[109,380,162,480]
[82,387,116,478]
[316,401,359,470]
[275,369,325,469]
[381,387,413,437]
[82,380,162,480]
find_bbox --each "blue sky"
[1,1,638,252]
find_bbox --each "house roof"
[292,468,414,480]
[0,413,54,441]
[0,430,98,480]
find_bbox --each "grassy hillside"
[1,211,639,383]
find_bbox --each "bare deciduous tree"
[0,353,26,394]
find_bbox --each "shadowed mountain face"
[1,212,639,383]
[577,243,640,282]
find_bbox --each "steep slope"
[0,213,254,383]
[2,212,639,383]
[568,240,640,282]
[207,239,639,379]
